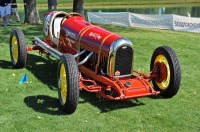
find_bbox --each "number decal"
[43,15,51,36]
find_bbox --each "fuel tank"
[59,15,131,57]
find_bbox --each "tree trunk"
[23,0,40,24]
[73,0,84,16]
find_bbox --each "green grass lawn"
[0,18,200,131]
[1,0,200,131]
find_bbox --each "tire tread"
[150,46,181,98]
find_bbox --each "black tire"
[150,46,181,98]
[57,54,79,114]
[10,28,27,68]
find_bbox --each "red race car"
[9,11,181,114]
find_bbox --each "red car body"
[10,11,181,114]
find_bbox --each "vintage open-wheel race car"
[9,11,181,114]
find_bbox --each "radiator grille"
[114,46,133,76]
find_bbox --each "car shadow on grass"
[24,95,66,115]
[24,92,145,116]
[2,54,146,115]
[79,90,145,113]
[26,54,58,90]
[0,53,58,90]
[148,95,167,99]
[24,54,146,114]
[0,60,13,69]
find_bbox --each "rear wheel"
[10,28,27,68]
[57,54,79,114]
[150,46,181,98]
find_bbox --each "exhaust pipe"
[34,37,62,59]
[34,37,93,65]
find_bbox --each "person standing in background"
[48,0,58,12]
[0,0,11,26]
[10,0,20,22]
[0,1,2,26]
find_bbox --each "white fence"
[87,12,200,33]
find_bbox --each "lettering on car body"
[89,32,102,40]
[65,30,77,40]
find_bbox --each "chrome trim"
[78,52,94,66]
[74,50,86,58]
[110,38,133,52]
[107,38,134,77]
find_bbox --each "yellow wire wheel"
[9,28,27,68]
[11,35,19,63]
[58,54,79,114]
[150,46,181,98]
[60,64,67,104]
[154,55,170,90]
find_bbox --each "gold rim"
[60,64,67,104]
[11,35,18,63]
[154,55,170,90]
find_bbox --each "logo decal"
[115,71,121,76]
[89,32,102,40]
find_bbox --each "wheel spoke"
[60,64,67,104]
[12,36,18,63]
[154,55,170,90]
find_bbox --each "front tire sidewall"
[57,54,79,114]
[150,46,181,98]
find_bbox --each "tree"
[23,0,84,24]
[23,0,40,24]
[73,0,84,16]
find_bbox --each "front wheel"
[10,28,27,68]
[150,46,181,98]
[57,54,79,114]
